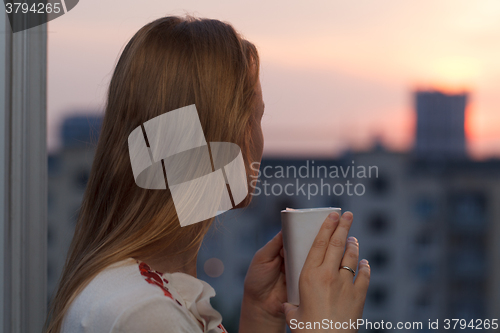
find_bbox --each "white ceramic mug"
[281,207,342,305]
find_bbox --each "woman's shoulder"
[62,258,227,333]
[108,295,202,332]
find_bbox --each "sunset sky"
[47,0,500,159]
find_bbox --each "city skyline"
[47,0,500,159]
[47,110,500,332]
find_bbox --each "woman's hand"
[283,211,370,332]
[239,230,287,333]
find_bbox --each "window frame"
[0,12,47,333]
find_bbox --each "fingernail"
[343,212,353,221]
[348,236,358,243]
[328,212,340,221]
[361,259,369,264]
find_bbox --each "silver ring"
[341,266,356,276]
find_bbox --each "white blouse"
[61,258,228,333]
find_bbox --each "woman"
[45,15,370,333]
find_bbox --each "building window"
[74,168,89,190]
[368,286,388,306]
[368,214,390,234]
[449,193,486,233]
[370,174,389,194]
[449,249,485,279]
[414,197,436,221]
[368,250,389,269]
[416,262,435,282]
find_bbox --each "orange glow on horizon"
[46,1,500,158]
[412,84,471,96]
[464,103,475,142]
[428,57,481,90]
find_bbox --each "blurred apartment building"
[47,92,499,332]
[414,90,467,159]
[344,148,500,329]
[47,115,102,300]
[205,149,500,332]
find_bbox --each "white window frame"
[1,11,47,333]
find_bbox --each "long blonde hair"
[45,15,260,333]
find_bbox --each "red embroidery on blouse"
[138,261,181,306]
[137,261,228,332]
[197,319,205,331]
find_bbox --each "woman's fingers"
[339,236,359,279]
[254,230,283,263]
[281,302,299,324]
[354,259,371,293]
[303,212,340,269]
[323,211,354,269]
